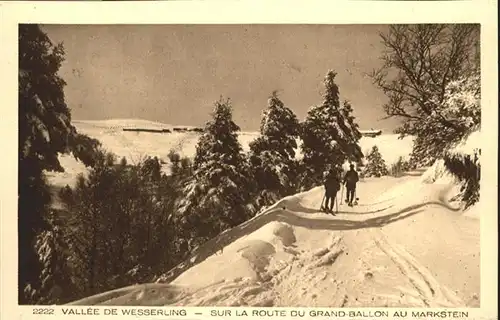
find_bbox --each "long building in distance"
[359,129,383,138]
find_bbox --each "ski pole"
[340,184,344,205]
[335,193,339,214]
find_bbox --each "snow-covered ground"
[67,164,479,307]
[49,119,479,308]
[45,119,413,189]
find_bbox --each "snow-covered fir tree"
[63,151,120,296]
[363,145,389,177]
[340,100,364,162]
[32,211,74,304]
[300,71,363,188]
[18,24,100,304]
[59,150,184,298]
[249,91,300,206]
[177,98,252,247]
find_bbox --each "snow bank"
[172,221,296,288]
[417,130,481,214]
[420,130,480,186]
[462,199,481,219]
[449,130,481,157]
[420,159,456,185]
[420,130,480,183]
[257,188,320,216]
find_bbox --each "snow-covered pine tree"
[363,145,389,177]
[300,71,363,188]
[63,151,120,296]
[59,150,184,299]
[18,24,100,304]
[249,91,300,205]
[33,210,74,304]
[340,100,364,162]
[177,98,252,247]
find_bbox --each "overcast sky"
[41,24,401,132]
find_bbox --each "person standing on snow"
[343,163,359,206]
[323,166,341,213]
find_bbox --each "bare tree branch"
[370,24,479,136]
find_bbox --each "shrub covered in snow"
[420,159,454,184]
[444,151,480,209]
[389,156,411,177]
[443,131,481,209]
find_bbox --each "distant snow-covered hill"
[46,119,414,189]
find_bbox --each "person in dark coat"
[343,163,359,206]
[323,167,341,213]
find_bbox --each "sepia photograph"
[18,23,482,309]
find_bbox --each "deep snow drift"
[67,166,480,308]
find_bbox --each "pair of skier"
[322,163,359,214]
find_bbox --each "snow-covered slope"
[67,167,480,307]
[46,119,414,189]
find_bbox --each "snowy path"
[68,173,480,307]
